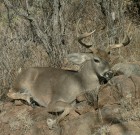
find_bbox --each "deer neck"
[79,61,100,90]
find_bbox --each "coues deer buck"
[7,29,130,129]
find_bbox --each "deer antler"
[109,34,130,49]
[76,19,95,47]
[108,23,131,50]
[77,30,96,47]
[76,19,131,60]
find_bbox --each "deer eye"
[94,58,100,63]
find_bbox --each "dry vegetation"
[0,1,140,134]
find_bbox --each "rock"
[100,104,121,124]
[112,63,140,77]
[14,100,24,106]
[109,75,140,99]
[75,101,93,115]
[98,75,140,108]
[98,75,140,124]
[109,121,140,135]
[61,112,101,135]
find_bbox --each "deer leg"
[47,101,73,129]
[7,89,31,104]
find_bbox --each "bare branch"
[4,0,52,54]
[4,0,29,19]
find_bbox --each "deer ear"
[67,53,91,65]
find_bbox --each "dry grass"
[119,97,140,122]
[9,109,33,133]
[92,125,110,135]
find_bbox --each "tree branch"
[4,0,52,54]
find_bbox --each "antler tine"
[76,19,95,47]
[109,23,131,50]
[109,34,130,49]
[77,30,96,47]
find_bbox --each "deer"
[7,29,130,129]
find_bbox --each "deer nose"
[103,70,113,80]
